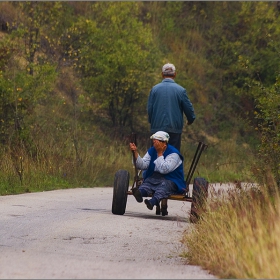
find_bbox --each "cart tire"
[112,169,130,215]
[190,177,208,223]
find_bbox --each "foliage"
[0,42,57,145]
[247,76,280,187]
[65,2,159,131]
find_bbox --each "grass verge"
[181,183,280,278]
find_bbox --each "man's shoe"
[132,188,143,203]
[144,199,153,210]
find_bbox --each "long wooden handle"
[131,133,139,185]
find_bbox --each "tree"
[67,2,159,132]
[248,75,280,188]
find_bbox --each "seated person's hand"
[129,142,139,159]
[129,142,137,151]
[153,139,167,156]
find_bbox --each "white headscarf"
[150,131,170,142]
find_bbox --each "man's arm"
[153,153,182,174]
[135,152,151,170]
[147,89,154,124]
[129,143,151,170]
[181,89,196,124]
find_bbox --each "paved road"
[0,187,216,279]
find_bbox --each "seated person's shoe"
[155,205,161,215]
[144,199,154,210]
[132,188,143,203]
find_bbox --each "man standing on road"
[147,63,196,152]
[147,63,196,215]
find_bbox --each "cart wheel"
[112,169,130,215]
[190,177,208,223]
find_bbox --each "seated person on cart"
[129,131,186,212]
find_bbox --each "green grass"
[0,171,73,195]
[0,133,256,195]
[181,138,255,184]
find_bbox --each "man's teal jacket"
[147,78,196,134]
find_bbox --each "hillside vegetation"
[2,2,280,278]
[0,1,279,193]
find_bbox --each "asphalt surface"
[0,187,217,279]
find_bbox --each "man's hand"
[153,140,167,157]
[129,142,139,159]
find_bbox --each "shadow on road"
[79,207,189,223]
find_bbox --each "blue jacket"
[143,144,186,194]
[147,78,195,134]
